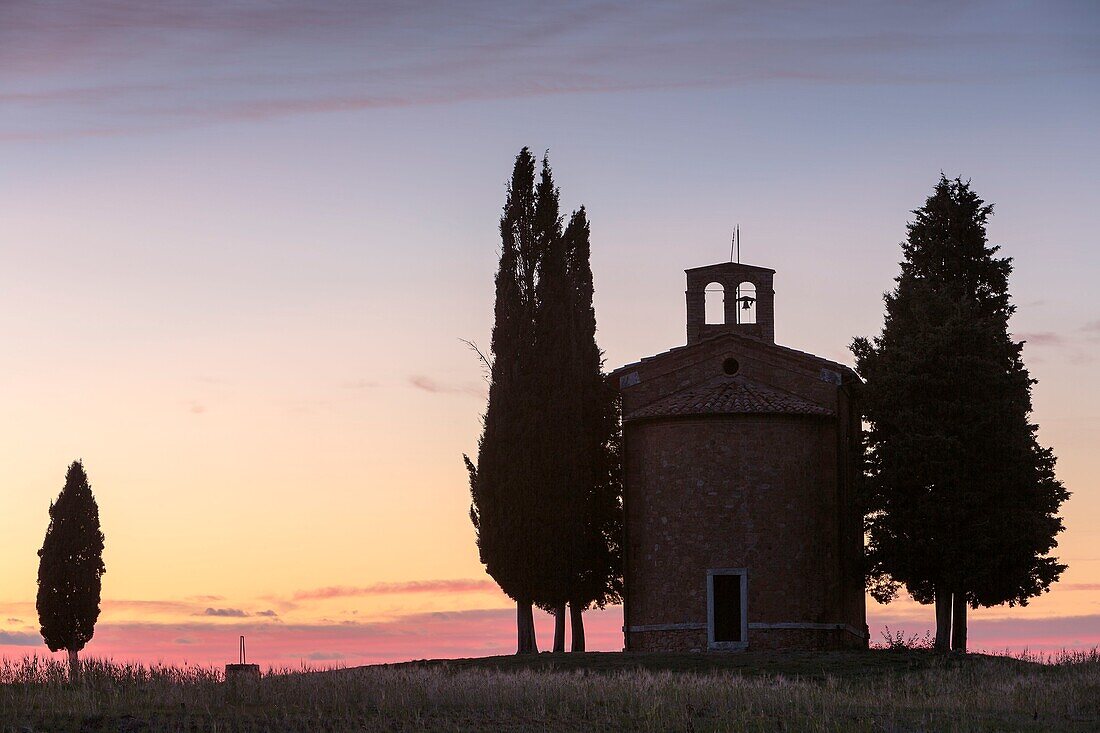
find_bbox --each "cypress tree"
[467,149,623,653]
[37,460,106,679]
[466,148,542,653]
[852,175,1068,652]
[562,208,623,651]
[530,155,573,651]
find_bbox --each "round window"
[722,357,740,376]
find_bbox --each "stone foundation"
[628,626,866,652]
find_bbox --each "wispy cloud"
[408,376,483,398]
[200,607,249,618]
[340,379,377,390]
[1015,331,1066,346]
[6,605,1097,667]
[293,579,496,602]
[0,630,40,646]
[102,599,197,615]
[2,1,1093,140]
[4,607,595,665]
[306,651,345,661]
[1081,321,1100,343]
[1014,328,1098,364]
[256,610,279,617]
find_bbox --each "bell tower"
[685,262,775,345]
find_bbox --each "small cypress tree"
[37,460,106,678]
[852,176,1068,652]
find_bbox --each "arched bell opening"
[734,281,757,324]
[705,282,725,324]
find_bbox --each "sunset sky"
[1,1,1098,666]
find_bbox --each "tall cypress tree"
[852,175,1068,652]
[466,148,542,653]
[530,187,624,653]
[561,208,622,651]
[530,155,573,651]
[37,460,106,678]
[467,149,623,654]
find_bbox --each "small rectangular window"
[708,569,748,649]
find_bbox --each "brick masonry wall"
[623,415,866,652]
[631,627,864,653]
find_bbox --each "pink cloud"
[292,579,496,601]
[0,607,591,666]
[867,611,1100,652]
[2,604,1096,667]
[1014,331,1066,346]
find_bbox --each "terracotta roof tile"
[608,331,857,380]
[626,375,834,421]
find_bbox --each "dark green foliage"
[530,175,623,620]
[467,149,542,611]
[37,460,106,655]
[561,209,623,613]
[531,156,573,613]
[466,149,623,649]
[852,176,1067,626]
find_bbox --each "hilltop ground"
[1,648,1097,732]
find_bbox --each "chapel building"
[609,261,867,651]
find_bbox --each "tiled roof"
[626,376,834,421]
[608,331,857,381]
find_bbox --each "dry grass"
[0,649,1097,732]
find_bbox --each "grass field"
[0,648,1097,732]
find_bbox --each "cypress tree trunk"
[569,603,585,652]
[552,604,566,652]
[934,587,952,652]
[516,601,538,654]
[951,593,968,653]
[67,649,79,681]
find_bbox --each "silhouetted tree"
[466,150,623,654]
[37,460,106,679]
[530,155,572,651]
[466,148,542,653]
[852,176,1068,652]
[561,208,623,651]
[528,173,624,653]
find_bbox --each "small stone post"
[225,635,260,683]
